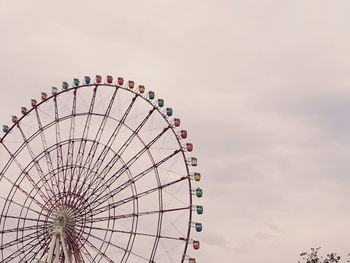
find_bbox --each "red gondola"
[186,143,193,152]
[12,116,18,124]
[118,77,124,85]
[96,75,102,83]
[193,240,200,250]
[174,118,181,127]
[107,75,113,84]
[31,99,37,107]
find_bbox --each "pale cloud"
[1,0,350,262]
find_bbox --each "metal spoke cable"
[74,93,137,201]
[82,206,190,224]
[16,124,56,201]
[34,108,58,193]
[90,177,186,216]
[71,87,98,190]
[81,126,172,205]
[84,149,182,217]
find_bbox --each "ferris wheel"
[0,75,203,263]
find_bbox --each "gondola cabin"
[148,91,155,100]
[196,188,203,198]
[21,107,27,115]
[12,116,18,124]
[193,240,200,250]
[107,75,113,84]
[73,78,80,86]
[41,92,48,101]
[181,130,187,139]
[195,223,203,232]
[118,77,124,85]
[31,99,37,107]
[96,75,102,83]
[186,143,193,152]
[158,99,164,107]
[138,85,145,93]
[196,205,203,215]
[166,108,173,116]
[51,87,58,95]
[3,125,9,133]
[62,81,69,90]
[191,157,198,166]
[174,118,181,127]
[194,172,201,182]
[84,76,91,84]
[189,258,196,263]
[128,80,135,89]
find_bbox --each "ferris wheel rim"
[0,80,199,262]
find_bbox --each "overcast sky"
[2,0,350,262]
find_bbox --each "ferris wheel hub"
[55,215,65,225]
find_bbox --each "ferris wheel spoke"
[86,149,181,214]
[53,97,62,149]
[83,238,116,263]
[16,124,57,200]
[79,241,96,262]
[83,230,150,262]
[0,142,50,207]
[53,97,65,193]
[88,86,119,155]
[163,211,187,237]
[156,238,185,263]
[26,246,46,263]
[113,107,156,161]
[25,244,48,263]
[79,88,121,175]
[91,176,186,216]
[1,180,47,212]
[79,107,157,203]
[65,89,78,201]
[2,231,49,262]
[74,92,137,200]
[83,126,172,204]
[81,225,185,242]
[81,206,189,225]
[2,214,48,223]
[68,238,86,263]
[0,195,45,218]
[71,87,119,199]
[1,224,47,234]
[88,98,154,183]
[0,227,46,250]
[71,87,98,189]
[34,108,58,190]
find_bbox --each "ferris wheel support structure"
[46,214,71,263]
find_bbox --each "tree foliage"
[299,247,346,263]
